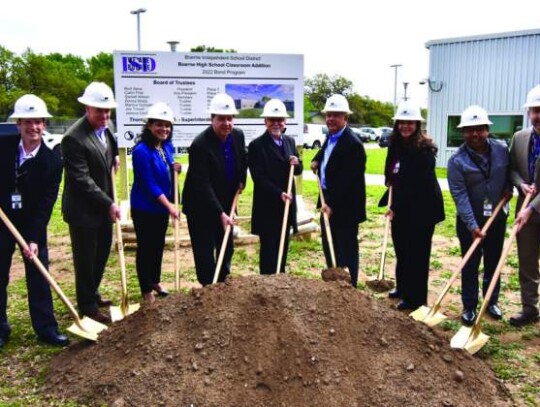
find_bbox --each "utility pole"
[403,82,409,101]
[390,64,402,112]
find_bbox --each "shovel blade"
[67,317,108,341]
[110,303,141,323]
[409,306,447,327]
[450,326,490,354]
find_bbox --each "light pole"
[403,82,409,101]
[390,64,402,112]
[167,41,180,52]
[130,8,147,51]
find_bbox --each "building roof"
[425,28,540,49]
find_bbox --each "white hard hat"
[523,84,540,109]
[208,93,239,115]
[457,105,492,128]
[260,99,289,118]
[78,82,117,109]
[146,102,175,123]
[9,94,52,119]
[322,94,352,114]
[393,100,424,122]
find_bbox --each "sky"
[1,0,539,107]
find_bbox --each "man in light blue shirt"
[311,95,366,287]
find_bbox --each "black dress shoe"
[38,330,70,347]
[96,296,113,307]
[388,289,400,299]
[461,309,477,326]
[153,285,169,297]
[85,310,112,324]
[487,304,503,320]
[396,300,416,311]
[509,312,539,327]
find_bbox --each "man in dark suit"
[0,95,68,347]
[248,99,302,274]
[61,82,119,324]
[310,94,367,287]
[182,93,247,285]
[510,84,540,327]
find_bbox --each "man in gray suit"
[510,84,540,327]
[61,82,119,324]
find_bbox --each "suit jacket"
[384,141,445,225]
[182,126,247,220]
[0,135,62,243]
[313,126,367,226]
[510,128,540,211]
[248,132,303,235]
[61,116,118,227]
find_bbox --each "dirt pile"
[46,275,511,407]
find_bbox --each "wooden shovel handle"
[0,207,85,331]
[276,164,295,274]
[174,170,180,291]
[377,186,393,280]
[317,174,337,268]
[427,197,507,318]
[471,192,532,332]
[212,189,241,284]
[111,169,129,311]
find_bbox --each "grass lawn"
[301,145,448,178]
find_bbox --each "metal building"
[425,28,540,166]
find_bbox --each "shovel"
[0,207,107,341]
[109,169,140,322]
[276,164,295,274]
[366,186,395,292]
[316,174,350,283]
[212,189,241,284]
[173,170,181,291]
[411,197,506,326]
[450,193,532,354]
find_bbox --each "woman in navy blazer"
[130,103,181,303]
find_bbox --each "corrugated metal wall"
[426,30,540,166]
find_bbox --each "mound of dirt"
[46,275,510,407]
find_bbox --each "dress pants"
[0,224,58,339]
[391,215,435,306]
[132,209,169,294]
[258,227,290,275]
[320,214,359,287]
[186,214,233,286]
[69,221,112,315]
[457,216,506,311]
[515,204,540,315]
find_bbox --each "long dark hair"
[136,119,174,147]
[389,120,438,155]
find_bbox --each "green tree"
[304,73,353,111]
[191,45,237,53]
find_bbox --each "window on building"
[447,114,524,147]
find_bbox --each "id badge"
[483,199,492,217]
[11,193,22,210]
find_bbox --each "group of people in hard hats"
[1,81,540,349]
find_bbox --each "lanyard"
[465,145,491,180]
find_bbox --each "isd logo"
[122,56,156,73]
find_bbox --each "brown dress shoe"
[509,312,539,327]
[85,310,112,324]
[96,297,113,307]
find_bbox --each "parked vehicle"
[351,127,368,143]
[42,131,64,159]
[358,126,381,142]
[303,124,328,149]
[0,122,18,137]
